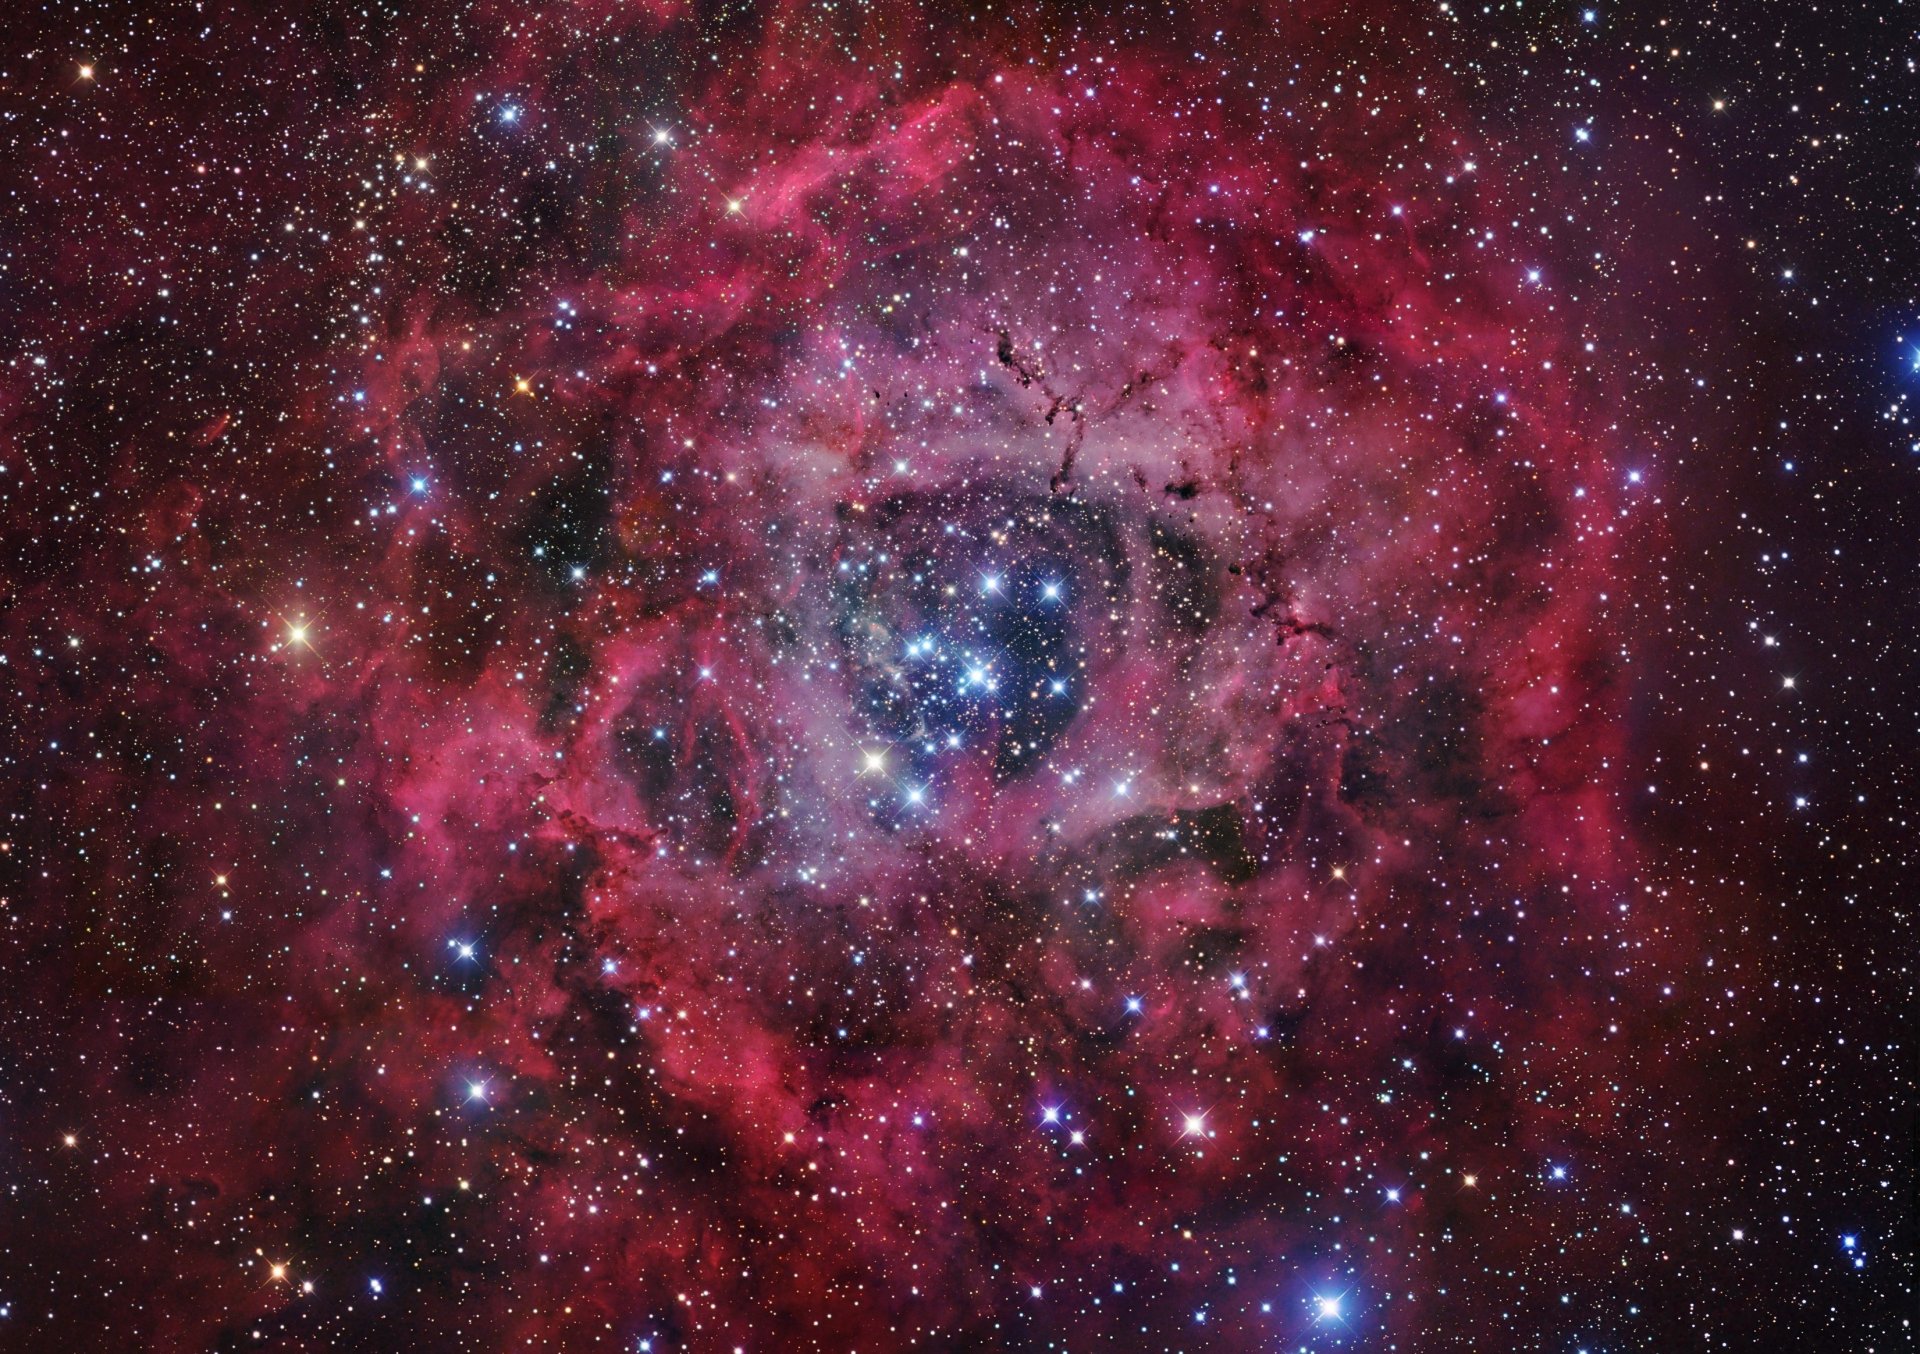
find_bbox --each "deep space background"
[0,0,1914,1349]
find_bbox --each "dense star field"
[0,0,1914,1349]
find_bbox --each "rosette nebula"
[0,1,1911,1350]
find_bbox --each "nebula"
[0,0,1909,1349]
